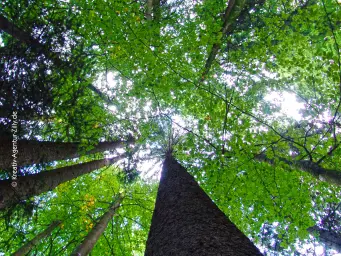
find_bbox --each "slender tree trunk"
[88,84,113,104]
[146,0,154,20]
[254,153,341,186]
[0,15,43,50]
[71,196,122,256]
[296,160,341,186]
[145,152,262,255]
[152,0,161,25]
[12,220,61,256]
[145,0,161,45]
[201,0,246,80]
[0,138,132,170]
[145,0,161,20]
[0,14,63,66]
[0,155,125,210]
[308,226,341,252]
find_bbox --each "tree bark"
[254,153,341,186]
[307,226,341,252]
[71,196,122,256]
[145,152,262,256]
[12,220,62,256]
[0,155,125,210]
[0,138,133,171]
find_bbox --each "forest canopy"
[1,0,341,255]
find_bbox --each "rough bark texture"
[255,153,341,186]
[0,155,124,210]
[71,196,122,256]
[12,220,61,256]
[145,153,262,256]
[308,226,341,252]
[0,138,132,170]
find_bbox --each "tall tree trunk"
[0,14,63,66]
[308,226,341,252]
[0,155,125,210]
[145,0,161,45]
[254,153,341,186]
[153,0,161,42]
[145,0,161,21]
[71,196,122,256]
[145,152,262,255]
[0,15,44,50]
[201,0,246,81]
[0,138,132,171]
[12,220,61,256]
[146,0,154,21]
[88,84,113,104]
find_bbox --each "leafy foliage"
[1,0,341,254]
